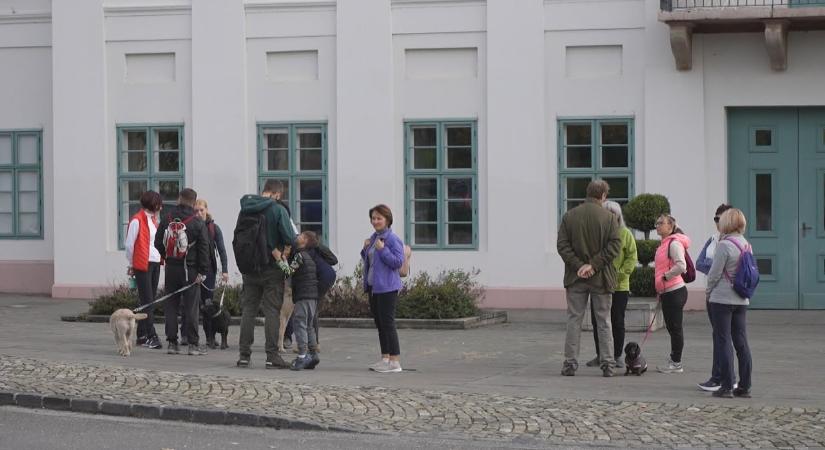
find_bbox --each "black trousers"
[369,290,400,356]
[660,286,688,363]
[134,262,160,340]
[164,264,200,345]
[590,290,629,359]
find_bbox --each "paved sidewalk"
[1,294,824,447]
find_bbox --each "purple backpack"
[723,237,760,299]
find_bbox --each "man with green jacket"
[557,180,622,377]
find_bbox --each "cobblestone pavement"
[2,355,824,448]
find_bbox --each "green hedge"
[629,265,656,298]
[88,284,244,317]
[635,239,659,267]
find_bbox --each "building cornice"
[103,3,191,17]
[244,1,336,13]
[0,10,51,24]
[392,0,485,8]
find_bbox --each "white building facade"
[1,0,824,310]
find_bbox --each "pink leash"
[640,300,661,347]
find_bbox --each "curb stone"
[100,401,131,416]
[70,398,100,414]
[42,395,71,411]
[15,393,42,408]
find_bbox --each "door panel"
[798,108,825,309]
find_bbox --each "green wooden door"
[728,107,825,309]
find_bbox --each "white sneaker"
[375,360,402,373]
[657,358,684,374]
[369,360,389,371]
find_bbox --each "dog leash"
[211,282,227,318]
[640,300,662,347]
[133,280,201,313]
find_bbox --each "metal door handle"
[802,222,813,237]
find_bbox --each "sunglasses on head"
[713,217,720,223]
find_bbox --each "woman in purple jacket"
[361,204,405,373]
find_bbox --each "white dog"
[109,308,147,357]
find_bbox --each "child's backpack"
[233,209,270,275]
[400,245,412,278]
[163,215,195,260]
[723,237,760,299]
[668,238,696,283]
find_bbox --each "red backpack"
[163,215,195,260]
[668,238,696,283]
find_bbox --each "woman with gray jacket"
[706,208,753,399]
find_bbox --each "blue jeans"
[709,302,752,391]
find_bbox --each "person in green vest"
[585,200,637,369]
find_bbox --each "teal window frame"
[116,124,185,248]
[257,122,328,243]
[0,129,44,239]
[404,120,478,250]
[557,118,635,220]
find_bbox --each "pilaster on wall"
[335,0,393,269]
[51,0,106,294]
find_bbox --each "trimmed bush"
[396,268,483,320]
[629,265,656,298]
[88,283,244,317]
[624,194,670,239]
[635,239,659,267]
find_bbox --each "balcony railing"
[661,0,825,11]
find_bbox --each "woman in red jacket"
[125,190,163,349]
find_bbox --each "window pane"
[125,152,147,173]
[447,178,472,199]
[566,147,591,168]
[414,147,437,170]
[566,124,591,145]
[447,147,472,169]
[602,146,628,168]
[603,177,629,199]
[262,178,290,201]
[299,201,322,223]
[18,192,37,213]
[298,130,322,148]
[601,124,628,145]
[267,149,289,171]
[756,258,773,276]
[413,127,436,147]
[413,178,437,199]
[157,130,179,150]
[299,149,322,171]
[0,213,11,233]
[157,180,180,203]
[126,131,147,151]
[17,171,37,191]
[755,173,772,231]
[414,224,437,245]
[18,212,39,235]
[124,202,141,219]
[446,126,471,146]
[17,134,38,165]
[448,224,473,245]
[447,201,472,222]
[413,201,437,222]
[0,193,10,212]
[0,134,11,164]
[157,151,180,172]
[567,200,583,210]
[266,131,288,149]
[122,180,148,202]
[566,177,590,199]
[301,223,323,236]
[755,129,772,147]
[0,171,10,191]
[299,179,323,200]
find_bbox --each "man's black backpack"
[232,210,269,274]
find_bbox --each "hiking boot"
[305,352,320,370]
[188,344,207,356]
[561,361,577,376]
[733,387,751,398]
[290,356,312,371]
[369,360,389,371]
[266,354,290,369]
[712,388,733,399]
[602,365,615,377]
[236,357,250,368]
[585,357,600,367]
[167,342,180,355]
[375,360,402,373]
[146,336,162,349]
[698,380,721,392]
[656,358,684,374]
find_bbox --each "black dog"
[202,301,230,350]
[624,341,647,376]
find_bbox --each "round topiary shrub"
[624,194,670,239]
[635,239,659,267]
[630,266,656,298]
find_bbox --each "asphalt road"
[0,406,558,450]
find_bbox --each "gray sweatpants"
[293,299,318,355]
[564,281,614,368]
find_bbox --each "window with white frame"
[0,130,43,238]
[116,125,184,247]
[558,118,634,218]
[404,120,478,250]
[257,123,327,242]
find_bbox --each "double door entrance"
[728,108,825,309]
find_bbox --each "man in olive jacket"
[556,179,622,377]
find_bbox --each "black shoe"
[712,389,733,398]
[698,380,722,392]
[266,354,290,369]
[290,356,312,371]
[167,342,180,355]
[602,365,615,378]
[146,336,162,349]
[733,387,751,398]
[180,337,189,346]
[236,357,250,368]
[305,352,320,370]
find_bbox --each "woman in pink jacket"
[653,214,691,374]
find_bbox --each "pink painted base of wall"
[482,287,708,311]
[0,260,54,295]
[51,284,111,299]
